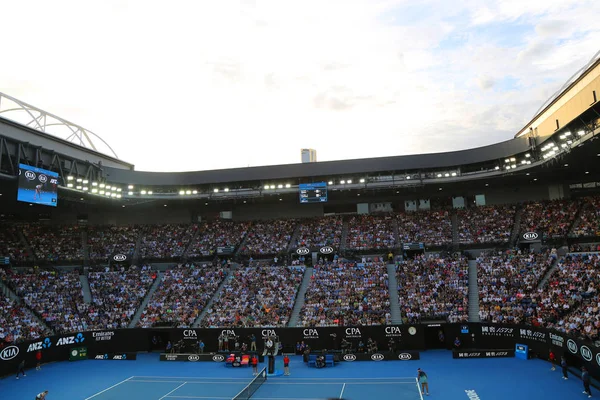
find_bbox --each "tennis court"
[83,372,422,400]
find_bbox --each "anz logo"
[27,338,52,353]
[57,333,85,346]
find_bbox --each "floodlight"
[270,185,275,189]
[67,183,74,188]
[147,191,153,195]
[340,180,346,184]
[82,180,88,184]
[285,184,291,188]
[186,190,191,195]
[277,185,282,189]
[82,187,88,191]
[141,190,147,195]
[76,178,82,183]
[91,189,98,193]
[451,172,457,177]
[437,174,442,178]
[359,178,365,183]
[444,173,450,177]
[224,188,230,192]
[504,159,510,163]
[495,166,500,170]
[117,194,122,199]
[214,188,219,193]
[510,157,516,162]
[67,176,74,181]
[128,191,133,195]
[100,190,105,195]
[525,153,531,158]
[76,185,82,189]
[128,185,134,189]
[406,176,411,180]
[92,182,98,186]
[578,130,585,136]
[99,183,105,188]
[328,181,333,185]
[192,190,198,194]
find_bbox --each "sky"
[0,0,599,172]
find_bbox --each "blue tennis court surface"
[0,351,588,399]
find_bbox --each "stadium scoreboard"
[299,182,328,203]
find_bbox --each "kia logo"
[398,353,412,360]
[343,354,356,361]
[371,353,384,361]
[113,254,127,262]
[596,353,600,367]
[296,247,310,255]
[320,246,334,254]
[188,355,200,362]
[580,346,593,362]
[212,354,225,362]
[567,339,578,354]
[38,174,47,183]
[523,232,539,240]
[0,345,19,361]
[24,171,36,180]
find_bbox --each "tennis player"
[34,184,42,200]
[35,390,48,399]
[417,368,429,396]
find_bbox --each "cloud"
[0,0,598,172]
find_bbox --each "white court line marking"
[159,383,187,400]
[339,383,346,399]
[84,376,134,400]
[129,380,415,385]
[416,377,424,400]
[166,398,325,400]
[132,375,417,380]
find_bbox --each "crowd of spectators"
[477,251,554,324]
[86,265,156,330]
[187,221,250,258]
[456,205,516,244]
[300,261,390,326]
[397,256,468,323]
[202,264,304,327]
[541,254,600,342]
[239,220,296,256]
[295,216,343,248]
[88,226,143,260]
[346,215,396,250]
[138,264,227,328]
[139,224,196,259]
[22,224,84,263]
[6,269,89,333]
[0,225,29,262]
[520,200,580,239]
[397,211,452,246]
[570,196,600,238]
[0,295,48,344]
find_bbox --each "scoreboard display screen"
[17,164,59,207]
[299,182,328,203]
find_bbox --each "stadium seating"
[202,264,304,328]
[570,196,600,238]
[397,211,453,246]
[295,216,343,248]
[5,269,89,333]
[87,265,156,330]
[88,226,143,261]
[477,251,555,324]
[520,200,580,239]
[0,224,29,262]
[23,224,84,262]
[456,205,516,244]
[186,220,250,258]
[138,264,226,328]
[396,256,468,323]
[239,220,296,256]
[299,262,391,327]
[346,215,396,250]
[139,224,196,260]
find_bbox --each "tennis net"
[232,367,267,400]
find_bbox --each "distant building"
[301,149,317,163]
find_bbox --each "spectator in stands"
[456,205,515,244]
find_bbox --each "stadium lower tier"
[1,323,599,381]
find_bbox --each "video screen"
[17,164,59,207]
[299,182,328,203]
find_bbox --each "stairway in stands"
[288,266,314,327]
[82,228,89,265]
[537,256,560,290]
[16,228,36,264]
[234,230,250,257]
[467,259,481,322]
[128,272,164,328]
[509,206,524,246]
[181,226,201,261]
[451,212,459,250]
[287,223,302,252]
[568,200,588,237]
[79,274,92,304]
[131,227,146,265]
[193,263,240,328]
[386,264,402,324]
[339,218,350,251]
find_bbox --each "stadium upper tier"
[0,198,598,264]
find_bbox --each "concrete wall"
[231,202,324,221]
